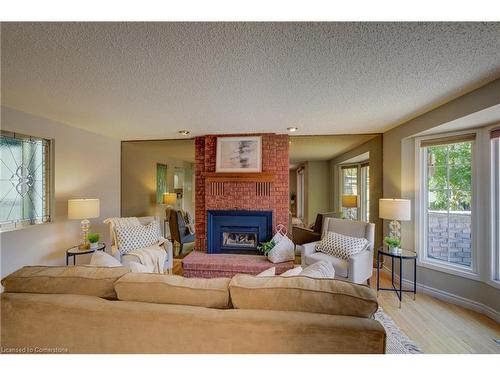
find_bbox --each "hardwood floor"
[172,257,500,353]
[371,271,500,353]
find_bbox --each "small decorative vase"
[90,242,99,249]
[389,246,401,254]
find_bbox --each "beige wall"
[305,161,330,226]
[383,78,500,317]
[329,135,383,249]
[0,107,121,278]
[121,141,195,222]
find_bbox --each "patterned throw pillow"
[104,217,141,247]
[114,221,161,255]
[315,231,368,260]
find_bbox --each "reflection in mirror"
[156,163,168,204]
[121,139,195,254]
[289,134,383,249]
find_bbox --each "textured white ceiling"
[2,22,500,140]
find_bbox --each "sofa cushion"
[114,273,231,309]
[229,274,378,318]
[304,251,349,278]
[1,265,129,299]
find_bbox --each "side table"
[376,247,417,308]
[66,243,106,265]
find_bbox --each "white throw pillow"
[256,267,276,277]
[315,231,368,260]
[128,261,153,273]
[115,221,161,255]
[279,266,302,277]
[90,251,123,267]
[299,261,335,279]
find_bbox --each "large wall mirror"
[121,139,195,250]
[289,134,383,249]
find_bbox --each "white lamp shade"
[68,199,100,220]
[379,199,411,221]
[342,195,358,208]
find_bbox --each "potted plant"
[87,233,100,249]
[257,239,276,256]
[384,236,401,253]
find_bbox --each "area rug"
[374,308,423,354]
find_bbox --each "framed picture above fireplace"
[216,136,262,172]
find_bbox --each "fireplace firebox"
[207,210,272,254]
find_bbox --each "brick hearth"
[195,133,289,251]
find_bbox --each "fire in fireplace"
[223,232,257,248]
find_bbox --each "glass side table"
[376,246,417,308]
[66,243,106,265]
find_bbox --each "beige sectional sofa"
[1,265,386,354]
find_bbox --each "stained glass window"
[0,131,51,231]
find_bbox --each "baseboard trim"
[380,266,500,323]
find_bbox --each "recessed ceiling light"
[287,127,298,132]
[178,130,190,136]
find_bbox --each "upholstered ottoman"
[182,251,294,278]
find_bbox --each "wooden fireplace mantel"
[205,172,275,182]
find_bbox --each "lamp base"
[388,220,401,240]
[79,219,90,249]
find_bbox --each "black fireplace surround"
[207,210,273,254]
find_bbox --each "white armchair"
[298,217,375,284]
[106,216,173,274]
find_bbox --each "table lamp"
[68,198,100,249]
[163,192,177,207]
[342,195,358,220]
[379,198,411,240]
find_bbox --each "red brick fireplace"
[194,133,289,251]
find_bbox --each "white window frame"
[296,167,305,221]
[414,129,481,280]
[489,129,500,287]
[360,164,370,222]
[338,163,361,220]
[338,163,369,221]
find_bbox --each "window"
[341,166,358,219]
[491,129,500,282]
[0,131,52,231]
[340,163,370,221]
[417,133,475,272]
